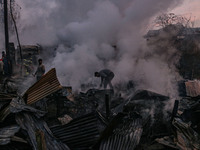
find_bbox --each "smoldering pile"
[0,68,199,150]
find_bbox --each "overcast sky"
[1,0,199,49]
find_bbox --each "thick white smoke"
[5,0,184,96]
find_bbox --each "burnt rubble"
[0,69,200,150]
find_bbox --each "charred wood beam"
[171,100,179,122]
[105,94,110,119]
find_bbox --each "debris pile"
[172,96,200,149]
[155,80,200,150]
[51,111,107,150]
[94,112,143,150]
[0,69,200,150]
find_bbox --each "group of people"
[25,57,45,81]
[0,51,115,89]
[23,53,45,81]
[0,50,45,81]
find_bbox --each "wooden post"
[4,0,10,60]
[105,94,110,119]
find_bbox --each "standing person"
[94,69,114,89]
[34,59,45,81]
[1,51,9,77]
[0,52,4,75]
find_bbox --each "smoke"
[6,0,184,97]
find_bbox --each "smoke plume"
[3,0,184,97]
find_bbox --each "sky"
[1,0,199,47]
[172,0,200,27]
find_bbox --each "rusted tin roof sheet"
[99,118,143,150]
[185,80,200,97]
[23,68,62,105]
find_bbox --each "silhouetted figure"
[34,59,45,81]
[1,51,10,77]
[95,69,114,89]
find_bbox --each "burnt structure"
[145,25,200,80]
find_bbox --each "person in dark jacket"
[95,69,114,89]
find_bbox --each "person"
[0,52,4,75]
[1,51,10,77]
[94,69,114,89]
[34,59,45,81]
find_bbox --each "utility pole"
[4,0,10,60]
[4,0,12,76]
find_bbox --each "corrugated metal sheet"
[132,90,169,101]
[0,125,20,145]
[185,80,200,97]
[173,118,200,150]
[0,101,10,111]
[0,142,31,150]
[0,99,69,150]
[0,98,45,122]
[0,93,17,111]
[23,68,62,105]
[0,105,10,122]
[50,111,107,150]
[99,114,143,150]
[0,93,17,101]
[16,112,70,150]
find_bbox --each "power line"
[9,0,22,61]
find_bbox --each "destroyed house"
[0,66,200,150]
[144,26,200,40]
[145,25,200,80]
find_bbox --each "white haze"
[3,0,184,97]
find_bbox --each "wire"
[9,0,23,75]
[9,0,22,61]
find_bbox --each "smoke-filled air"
[5,0,184,96]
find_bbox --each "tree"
[154,13,191,28]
